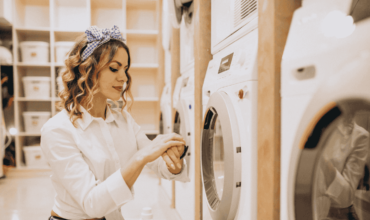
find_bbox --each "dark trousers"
[327,205,360,220]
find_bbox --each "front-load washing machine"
[159,83,174,199]
[201,28,258,220]
[172,69,195,220]
[281,1,370,219]
[180,3,194,74]
[160,83,172,135]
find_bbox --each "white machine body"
[172,69,195,220]
[160,83,172,135]
[180,13,194,74]
[202,29,258,220]
[281,0,370,219]
[211,0,257,54]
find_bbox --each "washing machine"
[180,3,194,74]
[281,0,370,219]
[160,84,172,135]
[201,26,258,219]
[171,69,195,220]
[211,0,257,55]
[168,0,193,29]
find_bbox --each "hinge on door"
[236,147,241,153]
[236,182,241,188]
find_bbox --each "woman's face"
[97,47,129,101]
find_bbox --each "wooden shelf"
[126,29,158,39]
[15,27,50,32]
[130,63,159,69]
[16,97,52,102]
[17,132,41,137]
[16,62,51,67]
[0,63,13,66]
[127,0,157,9]
[134,97,159,102]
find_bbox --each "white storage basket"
[55,41,74,64]
[23,146,49,168]
[22,76,51,98]
[22,111,51,133]
[19,41,49,63]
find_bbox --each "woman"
[41,26,189,220]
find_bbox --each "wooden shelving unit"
[10,0,161,169]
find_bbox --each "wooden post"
[157,0,165,186]
[193,0,212,219]
[257,0,301,220]
[170,27,180,209]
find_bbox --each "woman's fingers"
[162,152,176,170]
[170,146,180,157]
[176,145,184,155]
[164,133,185,144]
[162,141,185,152]
[167,148,181,169]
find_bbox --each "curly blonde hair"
[58,34,133,127]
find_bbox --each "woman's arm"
[41,126,184,218]
[121,134,185,187]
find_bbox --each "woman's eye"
[109,67,118,72]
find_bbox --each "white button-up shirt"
[41,106,189,220]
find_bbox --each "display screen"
[218,53,234,74]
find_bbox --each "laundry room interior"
[1,0,370,220]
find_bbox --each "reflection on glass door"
[296,100,370,220]
[213,116,224,200]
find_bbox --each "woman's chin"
[108,95,122,102]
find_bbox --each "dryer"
[201,28,258,220]
[281,0,370,219]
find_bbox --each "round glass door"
[201,91,241,220]
[213,115,225,200]
[295,99,370,220]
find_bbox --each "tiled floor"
[0,167,181,220]
[0,169,55,220]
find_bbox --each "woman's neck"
[84,93,107,119]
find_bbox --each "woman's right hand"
[139,133,186,164]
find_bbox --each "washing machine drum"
[295,99,370,220]
[159,112,164,135]
[201,91,241,220]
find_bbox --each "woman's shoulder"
[41,109,75,133]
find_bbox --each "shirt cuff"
[105,169,134,207]
[325,170,346,200]
[161,158,190,182]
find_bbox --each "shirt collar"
[77,105,119,130]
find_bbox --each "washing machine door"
[201,91,241,220]
[293,99,370,220]
[173,101,190,168]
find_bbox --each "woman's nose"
[117,69,128,82]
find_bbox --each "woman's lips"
[113,86,123,92]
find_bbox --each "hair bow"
[81,25,125,61]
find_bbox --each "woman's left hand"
[162,145,185,174]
